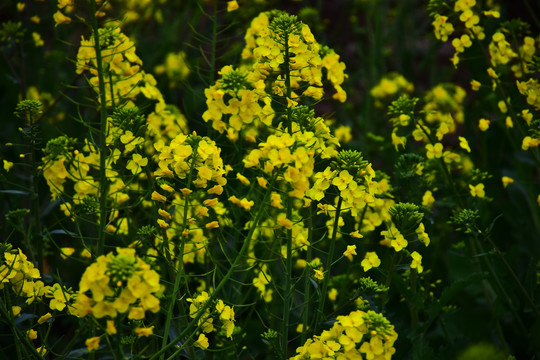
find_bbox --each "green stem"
[380,251,400,310]
[90,0,109,257]
[301,205,313,344]
[281,28,294,356]
[160,141,200,360]
[28,113,43,273]
[314,195,343,333]
[149,172,279,360]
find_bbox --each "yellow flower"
[27,329,38,340]
[349,231,363,239]
[328,288,338,301]
[151,191,167,202]
[106,320,117,335]
[60,247,75,260]
[135,326,154,337]
[236,172,250,186]
[361,252,381,272]
[501,176,514,188]
[195,333,209,349]
[11,306,21,317]
[313,269,324,280]
[205,221,219,229]
[470,80,481,91]
[126,153,148,175]
[3,160,14,172]
[157,219,169,228]
[227,1,239,12]
[478,118,490,131]
[426,143,443,159]
[469,183,485,198]
[85,336,101,352]
[38,312,52,324]
[422,190,435,208]
[277,217,293,229]
[459,137,471,152]
[158,209,172,221]
[53,10,71,26]
[160,183,175,193]
[343,245,357,261]
[410,251,423,273]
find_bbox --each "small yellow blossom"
[157,219,169,228]
[135,326,154,337]
[277,217,293,229]
[227,1,239,12]
[236,172,250,186]
[85,337,101,352]
[410,251,423,273]
[12,306,21,317]
[469,183,485,198]
[60,247,75,259]
[422,190,435,208]
[501,176,514,188]
[350,231,363,238]
[343,245,357,261]
[459,136,471,152]
[151,191,167,202]
[158,209,172,220]
[478,118,490,131]
[27,329,38,340]
[106,320,117,335]
[470,80,481,91]
[505,116,513,128]
[361,252,381,272]
[195,333,209,349]
[3,160,14,172]
[313,269,324,280]
[38,313,52,324]
[426,143,443,159]
[205,221,219,229]
[328,288,338,301]
[160,183,175,193]
[53,11,71,26]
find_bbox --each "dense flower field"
[1,0,539,359]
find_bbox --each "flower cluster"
[187,291,236,349]
[71,248,161,319]
[291,309,398,359]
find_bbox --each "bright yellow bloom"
[53,11,71,26]
[227,1,239,12]
[313,269,324,280]
[27,329,38,340]
[410,251,423,273]
[343,245,357,261]
[469,183,485,198]
[422,190,435,208]
[478,119,490,131]
[426,143,443,159]
[470,80,481,91]
[85,337,101,352]
[501,176,514,188]
[328,288,338,301]
[135,326,154,337]
[38,313,52,324]
[361,252,381,272]
[277,217,293,229]
[151,191,167,202]
[195,333,209,349]
[205,221,219,229]
[106,320,117,335]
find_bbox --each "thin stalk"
[90,0,109,256]
[300,205,313,344]
[160,141,200,360]
[149,173,279,360]
[380,251,400,310]
[314,195,343,333]
[28,112,43,273]
[282,28,294,357]
[209,0,218,85]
